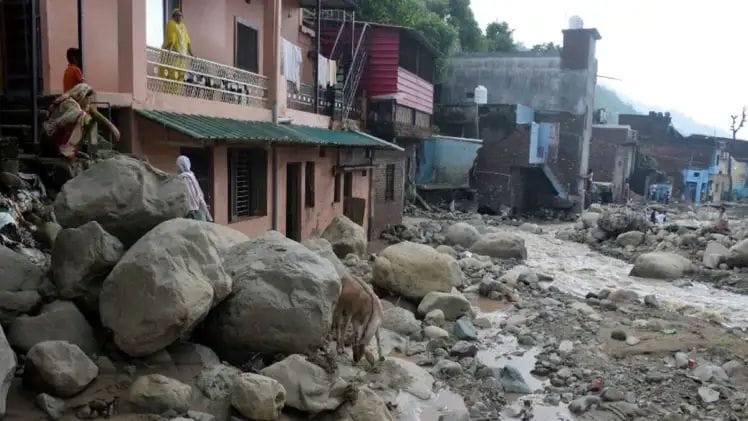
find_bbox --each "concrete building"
[414,135,482,203]
[589,124,638,203]
[435,25,601,213]
[0,0,434,240]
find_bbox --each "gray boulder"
[445,222,481,248]
[261,355,347,414]
[202,231,341,363]
[629,252,692,280]
[454,318,478,341]
[616,231,644,247]
[598,209,649,236]
[382,307,422,340]
[53,156,191,246]
[100,219,248,357]
[8,301,98,355]
[580,212,601,229]
[231,373,286,420]
[129,374,192,414]
[363,357,434,400]
[373,241,461,300]
[23,341,98,398]
[470,232,527,260]
[0,325,16,418]
[704,241,729,269]
[195,364,240,401]
[0,245,45,293]
[322,386,393,421]
[302,237,347,276]
[169,343,220,370]
[35,393,66,420]
[417,292,471,321]
[498,365,532,394]
[0,290,41,324]
[321,215,367,258]
[727,239,748,268]
[51,221,124,311]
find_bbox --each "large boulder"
[598,209,649,236]
[302,237,347,276]
[704,241,729,269]
[202,231,341,363]
[321,215,367,258]
[616,231,644,247]
[51,221,124,311]
[373,242,461,300]
[381,307,422,340]
[0,290,41,324]
[0,325,16,418]
[100,219,248,357]
[323,386,393,421]
[629,252,693,280]
[8,301,98,355]
[470,232,527,260]
[580,212,601,229]
[53,156,191,246]
[128,374,192,414]
[0,245,46,293]
[445,222,481,248]
[727,239,748,268]
[416,292,471,321]
[261,355,347,414]
[23,341,99,398]
[231,373,286,420]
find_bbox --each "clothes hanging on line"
[282,38,302,90]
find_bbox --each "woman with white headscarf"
[177,155,212,221]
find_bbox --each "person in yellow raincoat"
[161,9,192,93]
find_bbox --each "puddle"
[474,296,512,313]
[502,396,575,420]
[394,389,468,421]
[478,343,545,392]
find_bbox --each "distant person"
[717,205,729,233]
[650,209,657,224]
[63,47,84,93]
[161,8,192,92]
[177,155,213,222]
[655,211,666,225]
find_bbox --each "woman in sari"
[177,155,213,222]
[161,9,192,93]
[42,83,120,160]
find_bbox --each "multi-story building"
[0,0,441,241]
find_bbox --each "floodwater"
[511,224,748,329]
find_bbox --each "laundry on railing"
[317,54,337,88]
[282,38,302,90]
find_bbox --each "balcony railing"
[145,47,269,108]
[286,80,340,116]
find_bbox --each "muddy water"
[509,225,748,329]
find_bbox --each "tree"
[483,21,515,52]
[730,106,746,140]
[530,42,561,54]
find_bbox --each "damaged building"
[589,124,638,203]
[434,23,601,214]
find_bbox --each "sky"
[470,0,748,134]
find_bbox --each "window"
[344,172,353,198]
[305,161,315,208]
[334,173,341,202]
[229,148,267,220]
[235,20,259,73]
[146,0,182,47]
[385,164,396,201]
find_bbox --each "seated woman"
[42,83,120,159]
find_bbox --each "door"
[286,163,302,241]
[180,147,213,212]
[342,171,365,225]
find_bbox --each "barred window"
[229,148,267,220]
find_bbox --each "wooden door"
[286,163,302,241]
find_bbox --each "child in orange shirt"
[63,48,84,93]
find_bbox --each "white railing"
[145,47,269,108]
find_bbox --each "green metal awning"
[136,109,402,151]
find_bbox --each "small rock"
[517,335,535,346]
[698,386,720,403]
[23,341,99,398]
[601,388,626,402]
[35,393,65,420]
[450,341,478,358]
[187,411,216,421]
[433,359,463,377]
[569,396,601,414]
[611,330,627,341]
[644,294,659,307]
[472,317,491,329]
[196,364,240,401]
[499,365,532,394]
[95,356,117,375]
[454,318,478,341]
[230,373,286,421]
[424,309,445,327]
[129,374,192,414]
[558,340,573,355]
[691,364,729,383]
[417,292,472,321]
[674,352,689,369]
[626,336,641,346]
[424,326,449,340]
[722,360,744,377]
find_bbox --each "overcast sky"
[471,0,747,133]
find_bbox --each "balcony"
[286,80,339,115]
[145,47,269,108]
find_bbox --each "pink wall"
[397,67,434,114]
[40,0,78,94]
[281,0,315,83]
[82,0,120,92]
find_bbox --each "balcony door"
[235,19,259,74]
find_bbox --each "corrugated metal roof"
[136,110,402,150]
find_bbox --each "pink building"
[0,0,420,241]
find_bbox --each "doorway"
[180,147,213,212]
[286,162,302,241]
[342,171,365,225]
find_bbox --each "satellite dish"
[569,15,583,29]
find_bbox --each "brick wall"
[371,149,406,237]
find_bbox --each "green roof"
[136,109,401,150]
